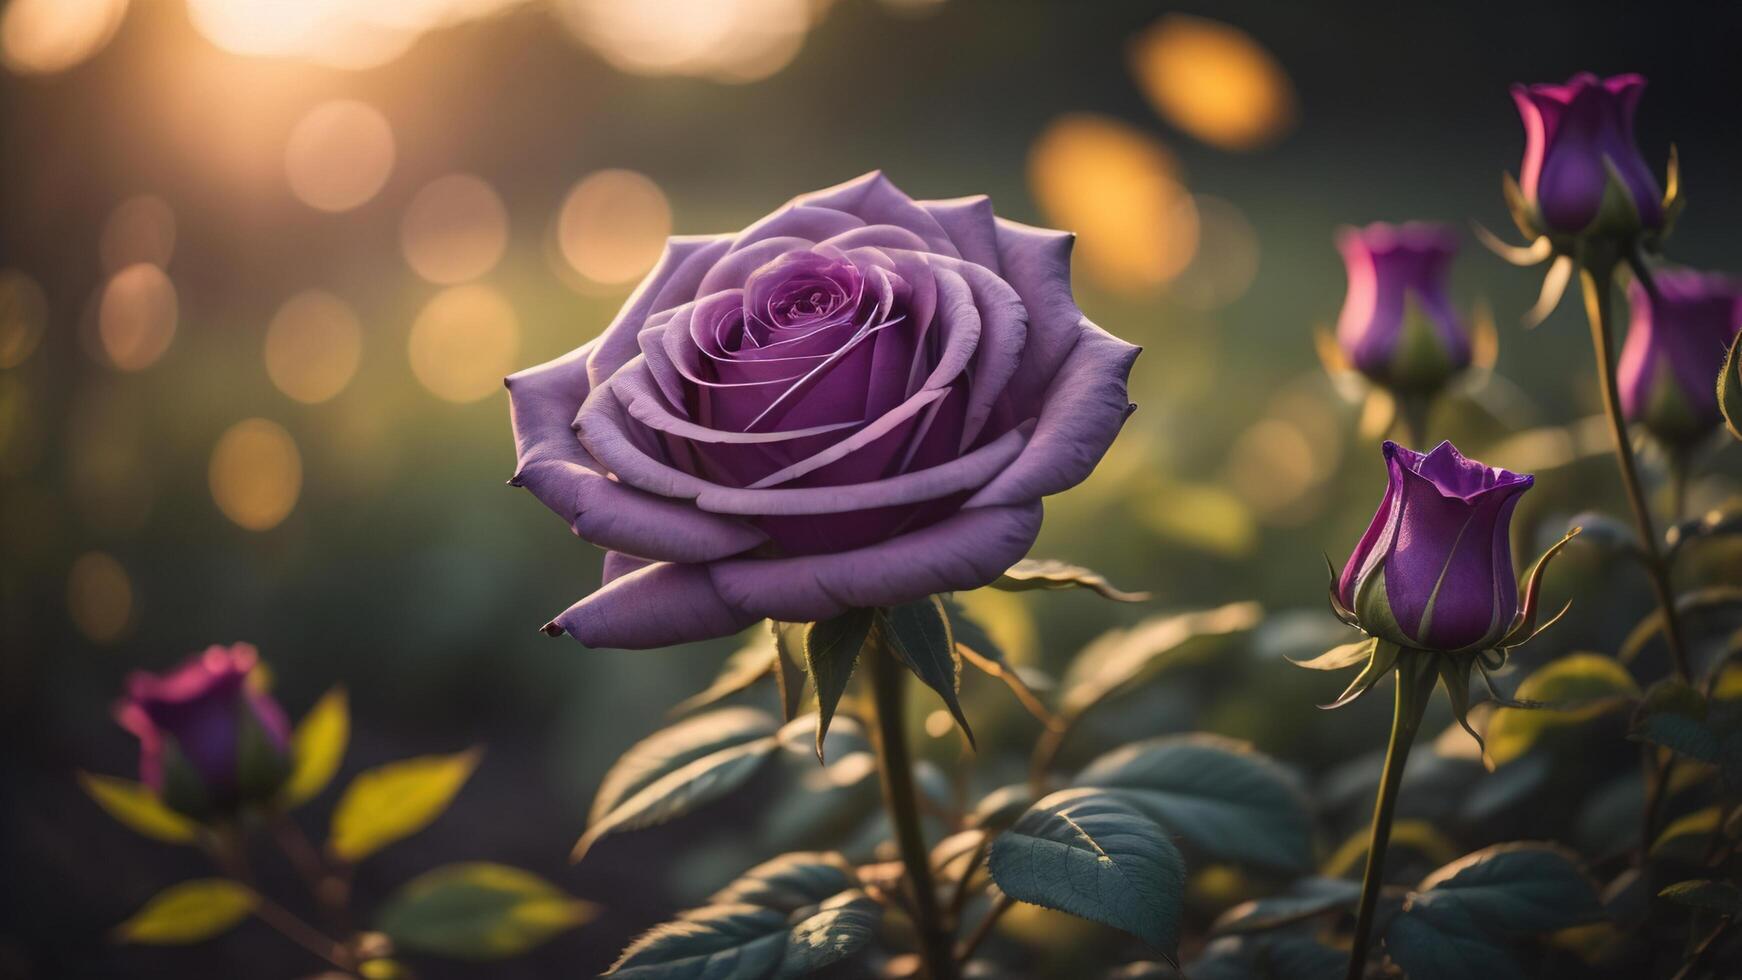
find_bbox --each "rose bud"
[507,172,1139,648]
[1619,269,1742,446]
[1510,72,1662,244]
[1338,441,1534,653]
[1335,222,1472,396]
[114,643,292,818]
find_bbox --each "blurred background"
[4,0,1742,976]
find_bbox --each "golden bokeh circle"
[284,100,396,212]
[0,0,129,75]
[556,169,672,286]
[264,290,364,404]
[97,263,177,371]
[68,550,132,643]
[1129,14,1296,152]
[400,174,510,285]
[209,418,302,531]
[407,285,520,403]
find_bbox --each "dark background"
[4,0,1741,976]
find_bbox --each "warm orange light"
[68,550,132,643]
[1028,114,1198,294]
[0,270,48,369]
[556,169,672,287]
[1225,417,1321,523]
[401,174,509,285]
[210,418,302,531]
[284,100,396,212]
[264,290,363,404]
[99,195,176,273]
[555,0,812,83]
[1129,14,1296,152]
[98,263,177,371]
[408,285,519,403]
[1171,195,1260,311]
[0,0,129,75]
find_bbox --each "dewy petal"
[708,502,1043,623]
[548,561,759,649]
[966,323,1139,507]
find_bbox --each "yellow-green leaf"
[281,686,349,807]
[78,772,200,844]
[1651,806,1721,859]
[1486,653,1640,766]
[377,862,596,959]
[329,748,481,862]
[115,879,256,944]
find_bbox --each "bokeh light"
[284,100,396,212]
[67,550,132,644]
[1128,14,1296,152]
[1028,114,1198,294]
[0,0,129,75]
[99,195,176,273]
[407,284,519,403]
[0,270,48,369]
[209,418,302,531]
[555,0,813,83]
[1170,195,1260,310]
[97,263,177,371]
[184,0,525,71]
[555,169,672,286]
[264,290,364,404]
[400,174,509,284]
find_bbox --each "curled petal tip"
[540,621,566,637]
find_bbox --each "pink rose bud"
[1511,72,1662,242]
[1335,222,1472,395]
[1619,269,1742,445]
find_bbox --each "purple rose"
[115,643,291,817]
[507,172,1139,648]
[1619,269,1742,445]
[1335,222,1471,393]
[1338,442,1534,652]
[1511,72,1661,239]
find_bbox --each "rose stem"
[1346,651,1435,980]
[1395,393,1430,450]
[955,892,1014,964]
[210,828,354,971]
[272,813,350,933]
[867,635,958,980]
[1578,259,1693,682]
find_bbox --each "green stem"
[867,638,958,980]
[1395,392,1432,450]
[1346,652,1436,980]
[1578,262,1693,682]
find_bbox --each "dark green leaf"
[282,686,349,807]
[1385,898,1528,980]
[114,879,255,944]
[1719,328,1742,441]
[330,748,481,862]
[1074,733,1312,873]
[671,635,778,717]
[876,597,973,747]
[377,862,596,959]
[1409,843,1604,935]
[1061,602,1262,717]
[707,852,859,911]
[78,772,201,844]
[769,623,808,723]
[1658,879,1742,915]
[578,708,780,860]
[1190,935,1346,980]
[1486,653,1639,766]
[802,609,874,761]
[992,558,1149,602]
[988,788,1184,958]
[1211,877,1361,935]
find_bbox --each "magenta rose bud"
[1511,72,1662,241]
[507,172,1139,648]
[115,643,292,818]
[1335,222,1472,394]
[1338,442,1534,653]
[1619,269,1742,446]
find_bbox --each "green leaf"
[1651,806,1720,859]
[991,558,1149,602]
[609,857,878,979]
[1287,636,1375,671]
[281,686,349,807]
[1631,680,1742,782]
[115,879,255,944]
[1211,877,1362,935]
[769,622,808,723]
[876,597,973,747]
[1189,935,1347,980]
[1658,879,1742,915]
[943,595,1060,729]
[1385,899,1528,980]
[802,609,874,761]
[78,772,201,844]
[329,748,481,862]
[376,862,596,960]
[578,708,780,860]
[1486,654,1639,766]
[988,788,1184,959]
[672,634,777,717]
[1719,328,1742,441]
[1073,733,1312,873]
[1060,601,1262,717]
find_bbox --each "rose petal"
[729,204,864,252]
[793,171,959,257]
[548,561,758,649]
[590,235,731,387]
[923,195,1002,272]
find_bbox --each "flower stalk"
[867,637,958,980]
[1346,649,1436,980]
[1577,258,1692,681]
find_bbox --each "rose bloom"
[1335,222,1471,394]
[1619,269,1742,445]
[1339,442,1534,653]
[1511,72,1661,239]
[508,173,1139,648]
[115,643,291,817]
